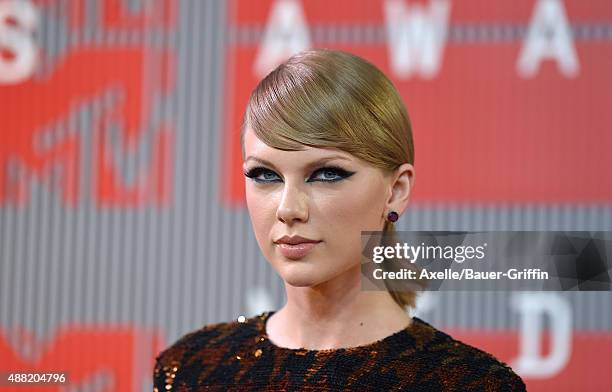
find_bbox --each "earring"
[387,211,399,222]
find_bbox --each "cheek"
[316,184,385,258]
[319,186,384,234]
[245,187,276,244]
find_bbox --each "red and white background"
[1,0,611,390]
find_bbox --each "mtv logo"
[0,324,166,391]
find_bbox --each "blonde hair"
[241,48,416,309]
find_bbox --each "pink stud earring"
[387,211,399,222]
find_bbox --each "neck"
[268,265,411,350]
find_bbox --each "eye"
[308,166,355,182]
[243,167,281,183]
[243,165,356,184]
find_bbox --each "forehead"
[243,127,357,165]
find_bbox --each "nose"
[276,181,309,224]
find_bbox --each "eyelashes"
[243,166,356,184]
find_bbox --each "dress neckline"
[255,310,420,355]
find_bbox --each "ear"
[384,163,415,218]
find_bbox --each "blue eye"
[308,167,353,182]
[243,166,355,183]
[243,168,281,183]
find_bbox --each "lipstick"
[276,242,320,259]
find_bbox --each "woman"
[154,48,525,391]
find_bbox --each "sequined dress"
[153,311,525,391]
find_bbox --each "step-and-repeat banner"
[1,0,611,390]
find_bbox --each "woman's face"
[243,128,396,288]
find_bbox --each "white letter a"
[253,0,310,78]
[517,0,579,78]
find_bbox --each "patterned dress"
[153,311,525,391]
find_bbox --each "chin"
[283,277,319,288]
[275,262,330,287]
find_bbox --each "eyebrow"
[244,155,351,170]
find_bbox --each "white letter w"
[384,0,451,79]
